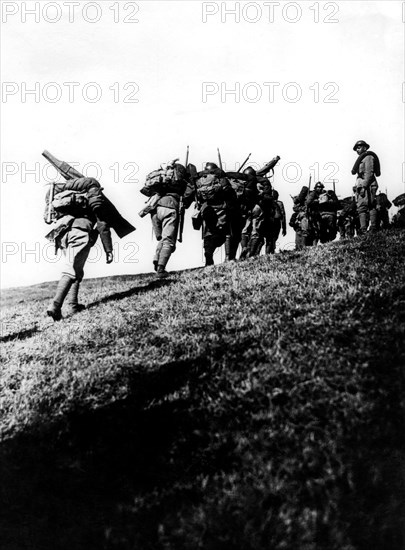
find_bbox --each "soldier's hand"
[106,252,113,264]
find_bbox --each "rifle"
[333,179,336,194]
[177,146,189,243]
[46,181,55,224]
[308,174,312,193]
[42,150,84,180]
[238,153,251,173]
[217,148,223,171]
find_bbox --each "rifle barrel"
[238,153,251,173]
[217,148,223,170]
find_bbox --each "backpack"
[318,192,330,205]
[141,164,187,196]
[227,173,257,208]
[273,201,283,219]
[196,173,223,203]
[44,185,89,224]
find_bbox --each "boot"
[66,280,86,314]
[224,235,232,261]
[156,265,168,279]
[47,275,74,321]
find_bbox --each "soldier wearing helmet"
[351,139,381,233]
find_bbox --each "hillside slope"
[1,230,404,550]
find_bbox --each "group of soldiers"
[42,140,402,320]
[290,140,393,249]
[139,153,286,277]
[141,139,396,276]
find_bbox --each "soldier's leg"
[239,213,252,260]
[156,208,178,276]
[368,186,378,232]
[66,280,86,313]
[47,229,91,320]
[249,205,264,257]
[295,230,305,250]
[152,210,163,270]
[203,236,216,266]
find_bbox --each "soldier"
[305,181,325,245]
[375,192,392,230]
[351,140,381,233]
[265,190,286,254]
[140,159,188,278]
[225,167,258,261]
[317,187,339,243]
[337,196,357,239]
[42,151,135,321]
[289,185,310,250]
[45,178,114,321]
[247,156,281,257]
[184,162,236,266]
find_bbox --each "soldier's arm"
[362,155,376,188]
[279,201,287,233]
[96,218,113,261]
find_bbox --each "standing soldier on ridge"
[351,140,381,233]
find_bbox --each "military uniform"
[45,178,114,320]
[184,163,236,266]
[351,140,381,233]
[266,192,286,254]
[317,189,339,243]
[141,161,187,277]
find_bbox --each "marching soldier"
[43,151,135,320]
[317,187,339,243]
[375,192,392,230]
[246,156,281,257]
[139,159,188,278]
[351,140,381,233]
[265,189,286,254]
[184,162,236,266]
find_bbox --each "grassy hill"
[1,230,404,550]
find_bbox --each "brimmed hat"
[353,140,370,151]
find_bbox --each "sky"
[1,0,404,289]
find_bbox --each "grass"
[1,230,404,550]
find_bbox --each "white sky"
[1,0,404,289]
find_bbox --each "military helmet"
[272,190,279,199]
[205,162,218,171]
[243,166,256,176]
[353,140,370,151]
[314,181,324,190]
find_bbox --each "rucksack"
[142,164,187,196]
[273,201,283,219]
[44,185,89,223]
[196,173,223,203]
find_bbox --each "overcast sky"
[1,0,404,289]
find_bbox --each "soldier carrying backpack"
[139,157,188,278]
[43,151,135,320]
[183,161,236,266]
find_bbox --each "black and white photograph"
[1,1,404,548]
